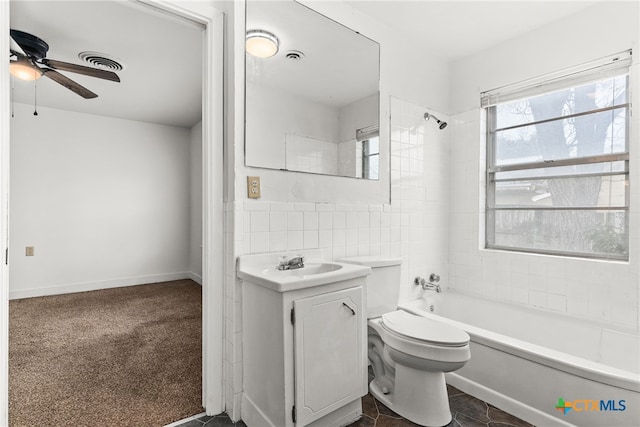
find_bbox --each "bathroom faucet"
[277,255,305,270]
[414,274,441,293]
[422,281,441,293]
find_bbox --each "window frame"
[483,54,631,261]
[361,137,379,180]
[356,124,380,180]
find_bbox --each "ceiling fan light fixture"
[246,30,279,58]
[9,60,43,81]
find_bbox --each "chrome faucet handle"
[289,254,304,266]
[277,254,305,270]
[414,276,441,292]
[277,255,288,269]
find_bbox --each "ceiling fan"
[9,29,120,99]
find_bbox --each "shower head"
[424,112,447,130]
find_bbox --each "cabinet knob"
[342,302,356,315]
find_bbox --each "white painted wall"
[245,83,340,170]
[449,1,639,114]
[246,85,379,177]
[285,134,338,175]
[448,1,639,331]
[337,139,358,178]
[9,103,192,299]
[338,93,379,143]
[190,120,203,283]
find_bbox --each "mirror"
[245,0,381,179]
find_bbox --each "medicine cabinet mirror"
[245,0,381,179]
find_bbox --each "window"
[357,125,379,180]
[483,51,631,260]
[362,137,379,180]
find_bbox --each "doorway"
[0,0,224,423]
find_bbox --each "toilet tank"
[339,256,402,318]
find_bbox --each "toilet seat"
[381,310,470,347]
[368,313,471,367]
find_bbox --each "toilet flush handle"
[342,302,356,315]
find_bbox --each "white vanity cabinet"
[238,254,369,427]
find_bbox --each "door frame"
[0,1,225,422]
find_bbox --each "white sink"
[237,252,371,292]
[265,262,343,277]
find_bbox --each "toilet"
[340,256,470,427]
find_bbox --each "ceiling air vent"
[78,51,125,71]
[284,50,304,61]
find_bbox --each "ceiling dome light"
[9,58,43,81]
[246,30,279,58]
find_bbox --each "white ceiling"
[346,1,600,61]
[10,0,203,128]
[247,0,379,108]
[9,1,600,127]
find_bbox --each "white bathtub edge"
[399,299,640,393]
[445,372,576,427]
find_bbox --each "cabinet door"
[293,286,365,426]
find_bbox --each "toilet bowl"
[340,256,471,427]
[368,311,470,426]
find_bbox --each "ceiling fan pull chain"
[33,79,38,116]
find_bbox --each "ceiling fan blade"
[42,69,98,99]
[41,59,120,82]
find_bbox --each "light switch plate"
[25,246,34,256]
[247,176,261,199]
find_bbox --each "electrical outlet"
[247,176,261,199]
[25,246,34,256]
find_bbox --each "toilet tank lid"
[339,256,402,268]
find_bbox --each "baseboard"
[445,373,574,427]
[9,272,192,300]
[188,271,203,285]
[163,412,207,427]
[308,398,362,427]
[241,394,276,427]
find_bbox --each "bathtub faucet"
[414,274,441,292]
[277,255,305,270]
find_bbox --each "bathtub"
[398,292,640,427]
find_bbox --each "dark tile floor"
[171,385,532,427]
[170,413,247,427]
[349,385,533,427]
